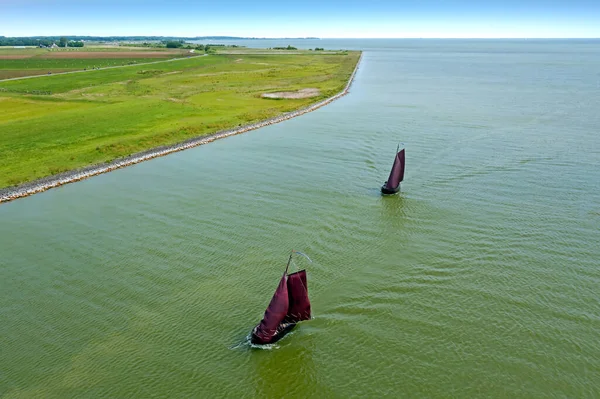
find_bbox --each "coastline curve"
[0,52,363,204]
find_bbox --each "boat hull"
[381,183,400,195]
[250,323,296,345]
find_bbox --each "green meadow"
[0,51,360,189]
[1,58,170,70]
[0,46,188,79]
[0,59,172,80]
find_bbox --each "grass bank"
[0,50,361,191]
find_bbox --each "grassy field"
[0,49,360,189]
[0,46,190,79]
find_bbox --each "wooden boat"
[250,251,312,345]
[381,146,405,195]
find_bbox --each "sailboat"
[381,145,405,195]
[250,250,312,345]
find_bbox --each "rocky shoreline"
[0,53,362,204]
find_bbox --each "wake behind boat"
[250,250,312,345]
[381,145,405,195]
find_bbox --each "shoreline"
[0,52,362,204]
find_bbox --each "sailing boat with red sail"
[381,145,405,195]
[250,250,312,345]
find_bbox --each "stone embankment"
[0,53,362,204]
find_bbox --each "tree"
[165,41,182,48]
[272,45,298,50]
[59,37,68,47]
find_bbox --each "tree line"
[0,35,290,46]
[0,35,244,51]
[0,36,84,47]
[271,45,298,50]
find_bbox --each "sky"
[1,0,599,38]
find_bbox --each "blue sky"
[1,0,599,38]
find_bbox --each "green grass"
[0,58,172,70]
[0,48,48,56]
[0,51,360,189]
[0,47,189,79]
[0,58,174,80]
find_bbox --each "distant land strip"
[0,53,362,204]
[0,35,320,43]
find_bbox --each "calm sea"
[1,39,599,398]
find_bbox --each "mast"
[284,250,294,274]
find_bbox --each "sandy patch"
[261,88,320,99]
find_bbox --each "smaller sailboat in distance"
[381,144,405,195]
[250,250,312,345]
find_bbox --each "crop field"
[0,47,190,79]
[0,46,187,57]
[0,51,360,189]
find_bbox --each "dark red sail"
[386,149,405,189]
[285,270,311,323]
[252,273,289,345]
[251,251,312,345]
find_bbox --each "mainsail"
[251,251,312,345]
[285,270,311,323]
[386,148,405,190]
[252,272,290,344]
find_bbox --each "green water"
[1,40,599,398]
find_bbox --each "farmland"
[0,46,190,79]
[0,48,360,189]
